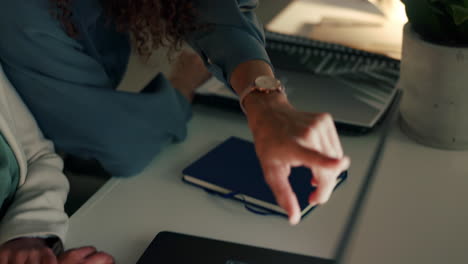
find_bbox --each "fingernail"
[289,214,301,226]
[318,197,329,205]
[343,156,351,166]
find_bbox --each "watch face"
[255,76,281,90]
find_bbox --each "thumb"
[264,164,301,225]
[309,156,350,205]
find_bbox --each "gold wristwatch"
[239,75,286,114]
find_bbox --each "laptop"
[195,70,398,135]
[194,30,399,134]
[137,91,402,264]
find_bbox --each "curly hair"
[51,0,200,58]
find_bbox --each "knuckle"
[11,251,29,261]
[307,119,320,129]
[15,248,28,256]
[297,125,316,140]
[67,249,81,259]
[93,252,115,264]
[312,113,333,127]
[304,125,316,136]
[317,112,332,122]
[41,247,54,256]
[103,254,115,264]
[30,248,40,256]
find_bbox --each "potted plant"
[399,0,468,149]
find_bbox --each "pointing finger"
[263,164,301,225]
[309,169,338,205]
[295,144,343,168]
[309,157,350,205]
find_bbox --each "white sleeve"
[0,75,69,246]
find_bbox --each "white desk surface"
[66,105,380,262]
[66,105,468,264]
[345,120,468,264]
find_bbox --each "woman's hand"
[168,50,212,102]
[58,246,114,264]
[0,238,57,264]
[244,92,350,225]
[0,238,114,264]
[231,59,350,225]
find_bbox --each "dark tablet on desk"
[182,136,347,218]
[136,231,332,264]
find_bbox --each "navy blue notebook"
[182,137,348,217]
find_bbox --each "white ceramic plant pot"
[399,23,468,150]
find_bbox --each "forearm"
[230,60,274,92]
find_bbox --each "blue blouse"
[0,0,270,176]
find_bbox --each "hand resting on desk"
[0,238,114,264]
[58,246,114,264]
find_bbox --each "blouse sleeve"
[0,6,191,177]
[187,0,272,84]
[0,66,69,246]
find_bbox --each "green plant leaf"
[403,0,446,41]
[428,3,446,15]
[402,0,468,45]
[450,4,468,25]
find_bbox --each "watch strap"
[239,81,285,114]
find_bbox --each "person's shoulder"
[0,0,62,34]
[0,0,76,56]
[0,0,78,68]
